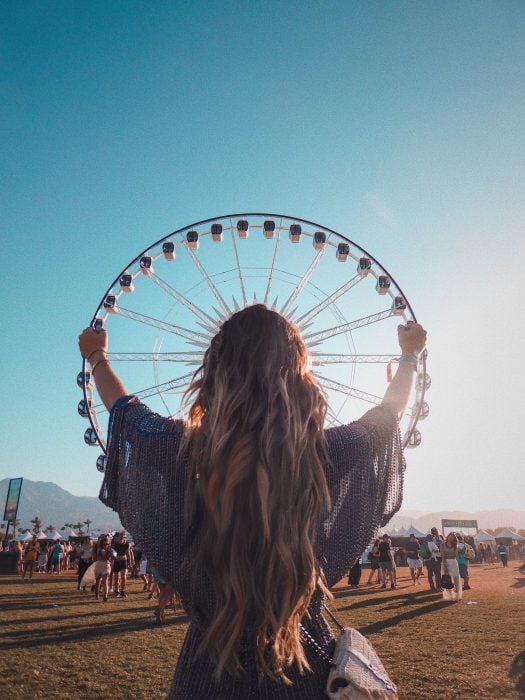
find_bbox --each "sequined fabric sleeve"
[322,404,404,586]
[99,395,187,583]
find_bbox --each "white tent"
[19,531,34,541]
[495,528,525,542]
[474,530,496,543]
[47,530,62,540]
[396,527,407,536]
[36,531,48,540]
[62,529,79,539]
[404,525,427,538]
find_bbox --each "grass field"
[1,563,524,699]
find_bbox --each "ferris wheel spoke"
[116,306,212,347]
[304,309,395,346]
[310,353,398,365]
[280,247,327,319]
[316,374,382,406]
[185,246,232,319]
[325,406,341,427]
[296,274,364,328]
[147,272,219,331]
[107,351,203,365]
[263,219,282,306]
[229,219,248,307]
[93,372,195,412]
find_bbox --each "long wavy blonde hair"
[181,304,330,683]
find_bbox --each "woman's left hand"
[78,326,108,362]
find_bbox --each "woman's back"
[81,304,426,698]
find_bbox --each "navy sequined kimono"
[100,397,404,699]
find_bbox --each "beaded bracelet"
[91,357,109,374]
[87,348,106,364]
[399,352,419,364]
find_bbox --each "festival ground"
[1,563,523,699]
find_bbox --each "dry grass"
[1,563,524,699]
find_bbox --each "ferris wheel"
[77,213,430,472]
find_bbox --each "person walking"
[405,534,424,585]
[497,543,508,567]
[112,532,132,598]
[79,306,426,696]
[22,539,39,579]
[93,535,111,601]
[366,539,381,585]
[48,540,64,574]
[440,533,462,602]
[77,536,93,590]
[378,534,397,590]
[456,535,471,590]
[423,534,441,591]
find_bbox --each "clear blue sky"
[1,1,524,512]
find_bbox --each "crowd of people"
[351,527,515,602]
[4,531,179,623]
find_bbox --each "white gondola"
[263,220,275,239]
[336,242,350,261]
[162,241,175,260]
[419,401,429,419]
[77,371,91,388]
[77,399,92,418]
[211,223,223,242]
[103,295,118,313]
[313,231,326,250]
[357,257,371,276]
[186,230,199,249]
[93,318,104,330]
[392,295,406,315]
[406,429,421,448]
[119,274,134,293]
[96,455,106,472]
[417,373,431,391]
[140,256,154,275]
[376,275,390,294]
[289,224,302,243]
[84,428,98,446]
[237,220,249,239]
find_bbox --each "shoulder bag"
[301,607,398,699]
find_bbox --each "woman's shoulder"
[111,396,185,438]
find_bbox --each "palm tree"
[46,525,56,534]
[61,522,73,532]
[83,519,92,533]
[74,522,85,535]
[30,516,43,534]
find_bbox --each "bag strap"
[324,605,344,633]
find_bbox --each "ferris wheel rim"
[81,212,427,456]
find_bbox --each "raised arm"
[380,321,427,417]
[78,327,128,412]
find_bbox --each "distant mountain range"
[386,510,525,532]
[0,478,121,532]
[1,478,524,534]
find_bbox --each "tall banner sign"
[3,478,23,522]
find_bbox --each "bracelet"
[91,357,110,374]
[87,349,106,364]
[399,352,419,365]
